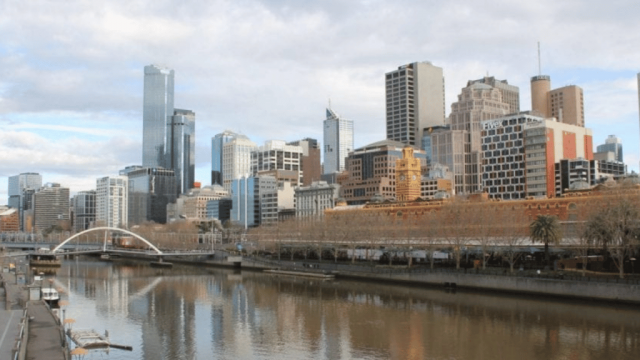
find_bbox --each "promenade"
[0,255,67,360]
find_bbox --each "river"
[49,258,640,360]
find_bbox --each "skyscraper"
[287,138,321,186]
[385,62,445,148]
[127,167,177,225]
[211,130,238,186]
[96,176,128,228]
[143,64,174,168]
[8,172,42,231]
[468,76,520,114]
[222,135,257,192]
[251,140,303,186]
[530,75,584,127]
[596,135,623,163]
[73,190,96,232]
[33,183,70,232]
[168,109,195,194]
[323,108,354,175]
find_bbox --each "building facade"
[96,176,128,228]
[127,167,177,225]
[33,183,70,233]
[142,64,175,168]
[231,176,277,228]
[222,135,257,193]
[386,62,445,148]
[530,75,584,127]
[396,147,422,202]
[468,76,520,114]
[0,207,19,232]
[288,138,321,186]
[73,190,96,232]
[338,140,427,204]
[323,108,354,175]
[437,81,512,194]
[168,109,195,194]
[8,172,42,231]
[211,130,238,186]
[251,140,303,186]
[294,181,340,218]
[206,198,232,223]
[596,135,623,163]
[524,119,593,198]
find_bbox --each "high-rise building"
[143,65,175,168]
[222,135,257,193]
[211,130,238,186]
[468,76,520,114]
[385,62,445,148]
[323,108,354,175]
[338,140,427,204]
[251,140,303,186]
[33,183,70,233]
[523,119,593,198]
[8,172,42,231]
[168,109,195,194]
[440,81,511,194]
[530,75,584,127]
[96,176,128,228]
[287,138,321,186]
[73,190,96,232]
[596,135,623,163]
[231,176,277,228]
[127,167,177,225]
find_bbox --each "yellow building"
[395,147,421,202]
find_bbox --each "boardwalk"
[26,303,65,360]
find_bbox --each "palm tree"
[530,215,562,268]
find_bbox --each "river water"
[50,258,640,360]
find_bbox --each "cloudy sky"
[1,0,639,204]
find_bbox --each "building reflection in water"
[56,259,640,360]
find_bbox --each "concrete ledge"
[336,271,640,304]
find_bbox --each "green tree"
[530,215,562,268]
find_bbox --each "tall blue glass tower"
[143,65,174,168]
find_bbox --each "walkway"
[25,302,65,360]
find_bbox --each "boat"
[41,288,59,305]
[30,249,61,267]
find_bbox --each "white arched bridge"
[0,227,215,261]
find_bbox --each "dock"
[67,329,133,351]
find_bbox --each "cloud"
[1,0,640,198]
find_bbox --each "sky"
[1,0,640,205]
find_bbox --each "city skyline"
[1,1,640,203]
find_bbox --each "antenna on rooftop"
[537,41,542,76]
[328,97,332,110]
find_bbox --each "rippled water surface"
[52,258,640,360]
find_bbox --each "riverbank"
[95,252,640,305]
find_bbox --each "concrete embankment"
[335,270,640,305]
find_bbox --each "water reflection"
[54,258,640,360]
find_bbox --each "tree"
[530,215,562,268]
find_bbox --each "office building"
[33,183,70,233]
[222,135,257,193]
[294,181,340,218]
[73,190,96,232]
[142,64,175,168]
[288,138,321,186]
[251,140,303,186]
[524,119,593,198]
[531,75,584,127]
[0,207,19,232]
[231,176,277,228]
[468,76,520,114]
[96,176,128,228]
[421,125,449,166]
[437,81,511,194]
[127,167,177,225]
[168,109,196,194]
[211,130,238,186]
[596,135,623,163]
[323,108,354,175]
[7,172,42,231]
[338,140,427,204]
[385,62,445,148]
[168,185,228,222]
[206,198,232,223]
